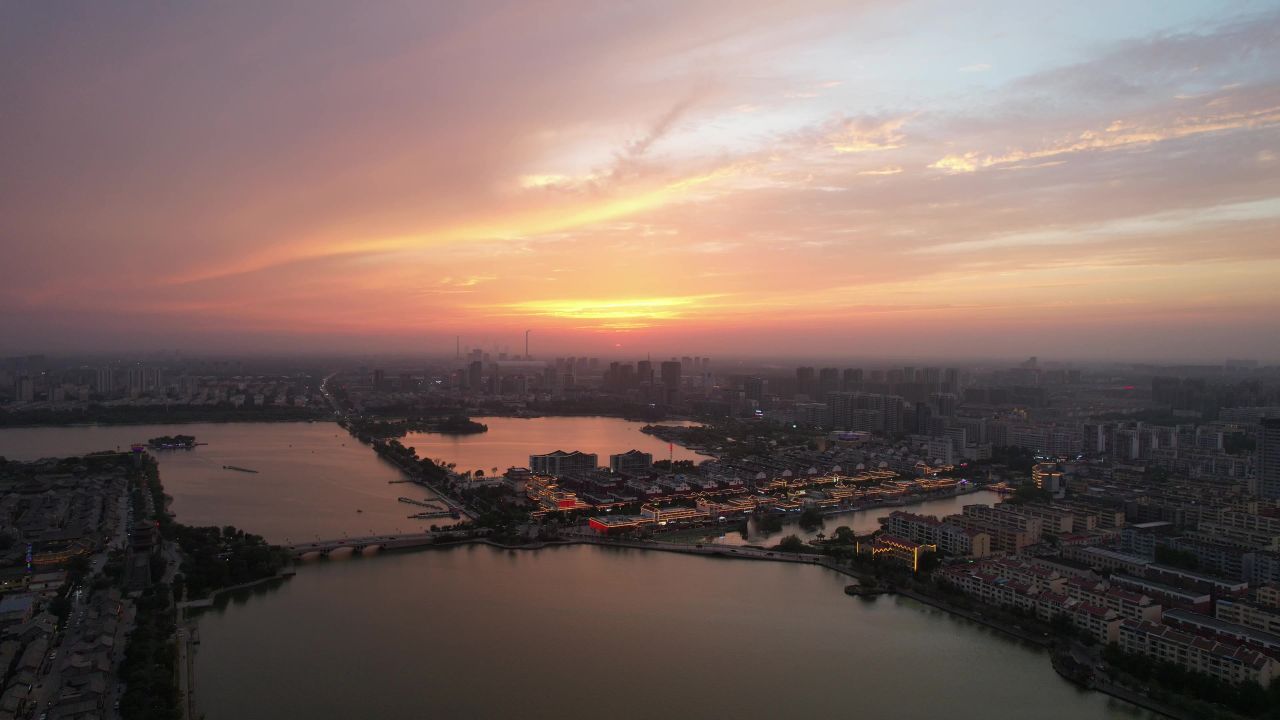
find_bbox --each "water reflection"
[194,545,1152,720]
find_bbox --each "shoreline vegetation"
[345,415,488,440]
[147,434,197,449]
[118,455,294,720]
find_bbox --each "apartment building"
[880,511,991,558]
[1062,576,1162,622]
[946,504,1044,554]
[1119,620,1277,687]
[1001,502,1075,534]
[1061,546,1152,576]
[1216,598,1280,637]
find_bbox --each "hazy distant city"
[4,1,1280,719]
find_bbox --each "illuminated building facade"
[872,534,935,571]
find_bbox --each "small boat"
[356,509,363,513]
[222,465,260,474]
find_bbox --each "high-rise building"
[467,361,483,391]
[530,450,598,476]
[914,402,933,435]
[636,360,654,386]
[922,367,942,386]
[660,361,681,402]
[943,367,960,393]
[744,376,767,403]
[96,367,115,395]
[842,368,863,391]
[827,392,904,434]
[818,368,840,396]
[609,450,653,475]
[795,366,816,398]
[127,366,144,397]
[1260,418,1280,500]
[15,375,34,403]
[931,392,958,418]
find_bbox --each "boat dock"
[398,496,445,509]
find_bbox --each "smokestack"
[525,329,531,359]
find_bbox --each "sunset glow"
[3,1,1279,359]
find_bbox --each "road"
[176,624,196,720]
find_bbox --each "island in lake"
[148,434,197,449]
[346,415,488,440]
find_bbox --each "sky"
[3,1,1280,362]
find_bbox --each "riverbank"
[895,588,1052,647]
[178,570,298,613]
[652,485,997,545]
[1081,677,1196,720]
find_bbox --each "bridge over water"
[286,532,857,584]
[287,532,443,558]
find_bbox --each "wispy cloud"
[827,115,910,154]
[930,102,1280,173]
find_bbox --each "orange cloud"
[828,116,909,154]
[494,294,726,329]
[931,104,1280,173]
[162,166,741,286]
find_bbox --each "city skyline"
[4,1,1280,360]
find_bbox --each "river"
[692,490,1005,546]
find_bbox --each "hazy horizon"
[4,2,1280,361]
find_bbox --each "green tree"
[798,507,823,530]
[49,595,71,623]
[917,550,942,573]
[777,535,807,553]
[832,526,856,544]
[1006,484,1052,505]
[757,514,783,534]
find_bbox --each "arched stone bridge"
[287,532,441,558]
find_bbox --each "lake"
[0,422,416,542]
[0,417,706,542]
[193,545,1152,720]
[403,415,707,475]
[0,419,1151,719]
